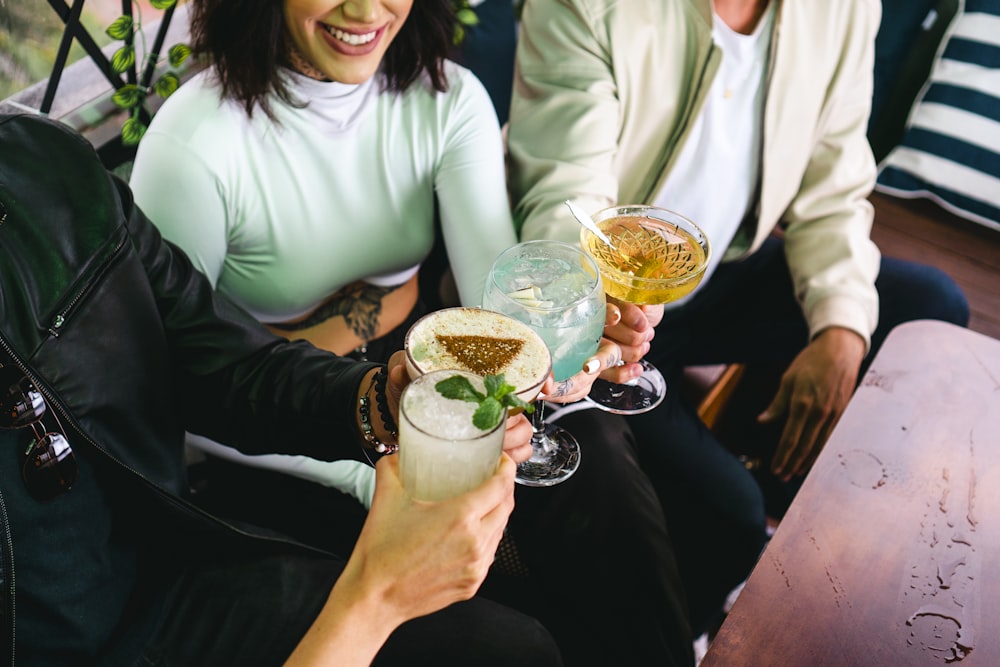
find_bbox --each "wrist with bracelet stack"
[359,366,398,464]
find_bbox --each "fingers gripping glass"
[0,370,77,501]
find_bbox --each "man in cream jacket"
[508,0,968,637]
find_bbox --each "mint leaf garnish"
[483,373,503,399]
[435,375,486,403]
[434,372,535,431]
[473,397,504,431]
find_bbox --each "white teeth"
[326,25,377,46]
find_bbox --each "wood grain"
[870,193,1000,341]
[703,321,1000,666]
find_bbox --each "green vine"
[106,1,483,143]
[452,0,480,46]
[106,0,190,146]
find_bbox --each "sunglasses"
[0,367,77,501]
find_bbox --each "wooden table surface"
[702,320,1000,666]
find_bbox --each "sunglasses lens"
[1,378,45,430]
[22,432,78,501]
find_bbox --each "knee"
[878,260,970,328]
[724,479,769,549]
[917,266,970,325]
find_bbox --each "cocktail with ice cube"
[398,370,506,501]
[482,240,605,486]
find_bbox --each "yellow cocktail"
[581,207,710,305]
[579,204,711,414]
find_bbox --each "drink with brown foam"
[405,307,551,403]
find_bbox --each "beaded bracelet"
[359,367,398,462]
[373,365,398,439]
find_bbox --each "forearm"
[435,69,517,306]
[284,561,404,666]
[782,1,881,349]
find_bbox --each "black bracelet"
[359,368,398,464]
[373,366,398,439]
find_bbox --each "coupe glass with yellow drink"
[580,205,710,414]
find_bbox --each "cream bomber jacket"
[508,0,883,349]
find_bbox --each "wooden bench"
[702,320,1000,666]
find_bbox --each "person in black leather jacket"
[0,113,563,665]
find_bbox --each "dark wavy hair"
[189,0,456,119]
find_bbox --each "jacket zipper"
[0,338,21,667]
[47,231,128,337]
[0,489,14,667]
[640,42,720,203]
[745,0,782,244]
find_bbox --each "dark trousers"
[138,551,562,666]
[631,238,970,634]
[187,408,695,666]
[492,408,694,666]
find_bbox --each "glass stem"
[529,399,554,456]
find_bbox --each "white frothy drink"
[405,307,551,402]
[398,370,505,501]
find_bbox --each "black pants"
[631,238,971,634]
[493,408,694,666]
[189,408,695,666]
[138,551,561,666]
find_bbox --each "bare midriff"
[266,272,420,356]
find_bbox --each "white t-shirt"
[653,2,775,305]
[131,62,516,508]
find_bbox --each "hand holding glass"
[580,205,710,414]
[482,240,606,486]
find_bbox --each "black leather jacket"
[0,114,377,663]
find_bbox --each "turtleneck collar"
[276,68,382,135]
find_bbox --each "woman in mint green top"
[131,2,693,663]
[131,1,518,505]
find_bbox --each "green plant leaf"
[121,117,147,146]
[473,397,503,431]
[456,8,479,26]
[111,84,143,109]
[105,15,133,40]
[150,0,177,9]
[153,72,180,98]
[168,43,192,68]
[434,375,486,403]
[110,45,136,74]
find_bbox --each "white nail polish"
[584,359,601,374]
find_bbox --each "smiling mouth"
[322,25,378,46]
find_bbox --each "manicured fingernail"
[584,359,601,374]
[606,305,621,325]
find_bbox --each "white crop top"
[130,62,516,322]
